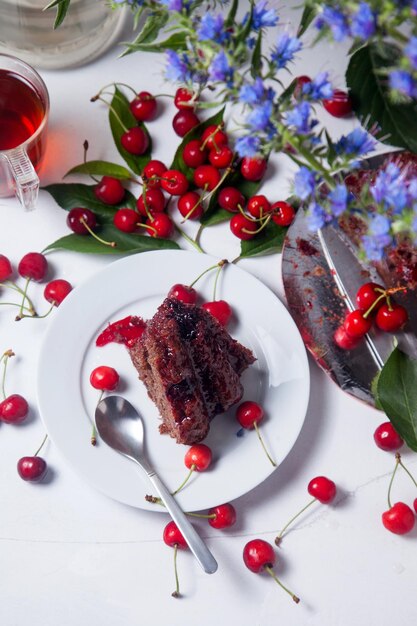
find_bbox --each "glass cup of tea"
[0,53,49,210]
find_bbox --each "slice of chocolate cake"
[129,297,255,445]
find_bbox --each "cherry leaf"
[240,220,286,258]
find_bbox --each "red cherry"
[307,476,336,503]
[294,75,312,99]
[382,502,415,535]
[136,188,165,216]
[202,300,232,326]
[182,139,207,168]
[177,191,204,220]
[236,401,263,429]
[373,422,404,451]
[44,279,72,306]
[375,303,408,332]
[414,498,417,515]
[323,89,353,117]
[18,252,48,282]
[0,394,29,424]
[208,145,234,169]
[160,169,189,196]
[208,503,236,529]
[0,254,13,281]
[247,195,271,219]
[243,539,275,573]
[163,521,188,549]
[142,160,167,188]
[90,365,119,391]
[67,208,97,235]
[129,91,157,121]
[17,456,47,482]
[168,283,197,304]
[113,208,140,232]
[193,165,221,191]
[174,87,198,110]
[230,214,258,240]
[94,176,125,205]
[201,125,228,150]
[218,187,245,213]
[271,201,296,227]
[121,127,149,155]
[184,444,212,471]
[146,213,174,238]
[356,282,385,312]
[172,110,200,137]
[240,156,267,181]
[333,325,360,350]
[344,310,372,338]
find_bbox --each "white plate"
[37,250,309,512]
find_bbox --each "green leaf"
[129,11,169,46]
[377,347,417,452]
[65,161,133,180]
[200,208,231,227]
[251,31,262,79]
[42,183,137,222]
[123,32,188,55]
[297,4,317,37]
[346,43,417,152]
[44,0,70,29]
[240,220,286,258]
[225,0,239,27]
[109,88,152,175]
[45,224,180,255]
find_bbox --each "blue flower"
[246,101,273,131]
[286,101,316,134]
[320,7,350,41]
[247,36,257,49]
[294,167,317,200]
[328,184,348,217]
[371,163,407,213]
[165,50,190,82]
[350,2,376,39]
[208,51,234,86]
[235,135,261,157]
[239,78,266,104]
[362,214,393,260]
[271,33,302,68]
[405,36,417,70]
[197,13,226,42]
[408,178,417,199]
[307,201,327,230]
[303,72,333,100]
[252,0,279,30]
[389,70,417,97]
[159,0,183,10]
[335,128,376,156]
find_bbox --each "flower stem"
[34,434,48,457]
[265,566,300,604]
[253,421,276,467]
[275,498,316,545]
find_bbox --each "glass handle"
[5,146,39,210]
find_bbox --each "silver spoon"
[95,395,218,575]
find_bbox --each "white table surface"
[1,5,416,625]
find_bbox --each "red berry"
[201,125,228,151]
[202,300,232,326]
[67,208,97,235]
[168,283,197,304]
[333,325,360,350]
[240,156,267,181]
[17,456,47,482]
[142,160,167,188]
[247,195,271,219]
[218,187,245,213]
[356,282,385,312]
[271,201,295,227]
[414,498,417,515]
[230,214,258,240]
[172,110,200,137]
[208,145,234,169]
[182,139,207,168]
[121,127,149,155]
[0,254,13,281]
[18,252,48,282]
[177,191,204,220]
[373,422,404,451]
[113,208,139,233]
[160,170,189,196]
[147,213,174,238]
[184,444,212,471]
[193,165,221,191]
[136,188,165,216]
[375,303,408,332]
[90,365,119,391]
[382,502,415,535]
[0,394,29,424]
[94,176,125,205]
[294,75,312,99]
[344,310,372,338]
[243,539,275,573]
[174,87,197,110]
[163,521,187,549]
[236,401,264,430]
[44,279,72,306]
[208,503,236,529]
[323,90,353,117]
[307,476,336,503]
[129,91,157,121]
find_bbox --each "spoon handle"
[147,471,218,574]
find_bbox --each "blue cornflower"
[271,33,302,68]
[239,78,266,104]
[320,7,350,41]
[247,36,257,49]
[165,50,190,82]
[362,215,392,260]
[294,167,317,200]
[328,184,348,217]
[159,0,182,10]
[350,2,376,39]
[335,128,376,156]
[208,51,234,86]
[252,1,279,30]
[303,72,333,100]
[408,178,417,199]
[389,70,417,97]
[405,36,417,70]
[246,101,273,131]
[197,13,226,42]
[286,101,316,134]
[371,163,408,213]
[235,135,261,157]
[307,201,327,230]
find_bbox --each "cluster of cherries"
[334,281,409,350]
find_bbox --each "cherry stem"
[200,124,223,151]
[80,218,116,247]
[181,197,203,223]
[34,434,48,457]
[91,390,104,446]
[140,184,154,221]
[0,281,36,314]
[137,223,158,236]
[264,566,300,604]
[172,544,181,598]
[0,302,33,312]
[363,292,387,319]
[212,261,227,301]
[238,204,259,222]
[83,140,99,183]
[189,260,227,289]
[19,302,55,320]
[18,277,32,318]
[93,96,129,133]
[253,421,277,467]
[202,164,233,203]
[397,452,417,490]
[185,511,216,519]
[175,225,204,253]
[275,498,316,545]
[387,454,401,509]
[172,465,196,496]
[242,215,271,236]
[1,349,14,399]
